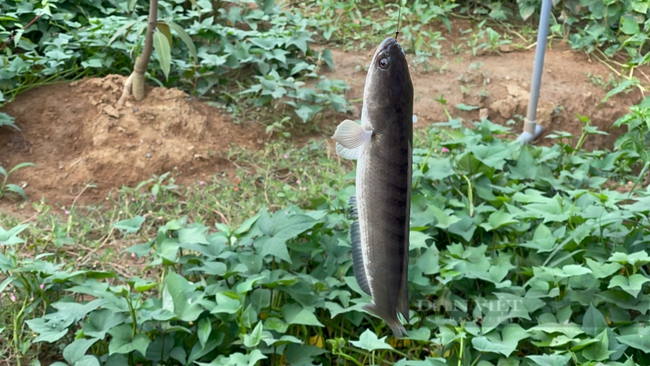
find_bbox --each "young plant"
[0,162,36,200]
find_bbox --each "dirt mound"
[0,75,265,205]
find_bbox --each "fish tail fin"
[363,303,407,338]
[387,319,407,338]
[398,279,409,323]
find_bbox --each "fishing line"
[395,1,402,41]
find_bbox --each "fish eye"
[378,57,390,70]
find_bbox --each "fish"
[331,36,414,337]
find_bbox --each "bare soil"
[0,75,266,206]
[1,33,645,207]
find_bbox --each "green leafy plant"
[0,0,348,127]
[0,112,19,131]
[613,95,650,185]
[0,93,19,130]
[3,116,650,365]
[0,162,35,200]
[133,172,180,201]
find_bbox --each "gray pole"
[516,0,552,143]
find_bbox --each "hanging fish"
[332,34,414,337]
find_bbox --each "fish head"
[362,37,414,131]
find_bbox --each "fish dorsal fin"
[349,195,371,296]
[349,195,358,219]
[332,119,373,161]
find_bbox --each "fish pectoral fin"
[332,119,372,160]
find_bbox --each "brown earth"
[0,75,266,206]
[0,35,646,207]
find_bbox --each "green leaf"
[178,226,209,244]
[255,208,318,263]
[157,238,180,263]
[481,209,518,231]
[282,304,324,327]
[519,2,535,20]
[285,344,329,365]
[416,247,439,275]
[166,21,197,60]
[197,317,211,349]
[562,264,592,277]
[395,358,447,366]
[196,349,267,366]
[428,205,461,229]
[211,292,242,314]
[425,157,454,181]
[350,329,394,351]
[608,274,650,297]
[153,29,171,80]
[475,323,529,356]
[627,251,650,266]
[447,214,476,242]
[236,275,266,294]
[243,321,264,348]
[320,48,334,70]
[471,336,515,357]
[163,272,204,322]
[581,304,608,336]
[406,327,431,342]
[0,112,19,130]
[250,37,281,50]
[72,355,101,366]
[112,216,145,234]
[8,162,36,174]
[233,213,260,236]
[187,338,223,364]
[4,184,28,199]
[26,312,75,343]
[530,322,584,339]
[410,230,433,250]
[264,317,289,333]
[617,325,650,352]
[510,148,537,180]
[526,353,571,366]
[106,324,132,354]
[520,224,555,252]
[621,16,640,35]
[156,22,173,49]
[0,223,30,245]
[582,329,613,361]
[106,20,137,47]
[469,143,511,169]
[602,79,634,103]
[108,325,151,356]
[456,103,479,111]
[63,338,100,365]
[83,310,128,339]
[586,258,622,279]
